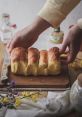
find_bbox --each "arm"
[7,0,80,53]
[38,0,80,27]
[7,16,50,53]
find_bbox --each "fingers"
[9,40,17,53]
[7,37,18,53]
[67,44,75,63]
[6,39,11,48]
[67,42,80,63]
[61,43,77,64]
[60,38,78,63]
[60,43,67,54]
[60,37,68,54]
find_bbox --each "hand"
[7,16,50,53]
[60,24,82,63]
[7,25,39,53]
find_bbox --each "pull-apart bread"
[48,47,61,75]
[10,47,28,75]
[10,47,61,76]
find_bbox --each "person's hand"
[7,16,50,53]
[7,25,39,53]
[60,24,82,63]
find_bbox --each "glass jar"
[0,13,16,65]
[0,13,13,44]
[50,27,64,44]
[70,73,82,113]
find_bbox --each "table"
[0,42,81,117]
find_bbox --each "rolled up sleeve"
[38,0,80,27]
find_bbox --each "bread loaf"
[10,47,28,75]
[38,50,48,75]
[27,48,39,76]
[48,47,61,75]
[10,47,61,76]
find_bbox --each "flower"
[3,97,9,104]
[14,97,21,108]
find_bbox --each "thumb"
[67,43,76,63]
[60,40,68,54]
[67,42,80,63]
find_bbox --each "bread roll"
[27,48,39,76]
[38,50,48,75]
[11,47,61,76]
[48,47,61,75]
[11,47,28,75]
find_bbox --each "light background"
[0,0,82,49]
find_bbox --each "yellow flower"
[15,98,21,107]
[21,91,30,97]
[3,97,9,103]
[0,98,3,103]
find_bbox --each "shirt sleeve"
[38,0,80,27]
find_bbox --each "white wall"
[61,0,82,33]
[0,0,82,49]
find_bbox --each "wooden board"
[0,64,70,89]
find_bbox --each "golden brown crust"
[28,47,39,65]
[48,47,60,62]
[38,50,48,75]
[39,50,48,65]
[11,47,28,62]
[10,47,28,75]
[48,47,61,75]
[11,47,61,76]
[27,48,39,76]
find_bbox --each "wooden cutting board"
[0,64,70,89]
[0,42,70,90]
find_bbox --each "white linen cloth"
[5,90,72,117]
[0,80,81,117]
